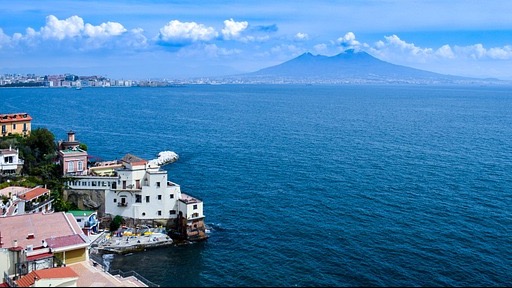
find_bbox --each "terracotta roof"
[0,212,86,250]
[26,252,53,261]
[16,267,78,287]
[46,234,86,249]
[19,187,49,201]
[0,113,32,123]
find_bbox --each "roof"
[121,154,147,165]
[26,252,53,261]
[19,187,50,201]
[46,234,87,249]
[0,212,87,250]
[0,149,17,155]
[0,186,30,197]
[0,113,32,123]
[16,267,78,287]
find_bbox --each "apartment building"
[0,113,31,137]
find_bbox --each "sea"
[1,84,511,287]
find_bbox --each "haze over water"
[2,84,511,286]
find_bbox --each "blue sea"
[1,84,512,287]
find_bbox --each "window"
[156,182,160,188]
[67,161,74,172]
[158,195,162,200]
[1,125,5,133]
[23,123,27,131]
[170,194,174,199]
[169,210,176,215]
[113,198,117,203]
[135,195,142,203]
[142,212,146,216]
[146,196,150,203]
[193,204,198,210]
[158,210,162,216]
[12,124,16,130]
[77,161,83,171]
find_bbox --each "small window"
[146,196,150,203]
[77,161,83,171]
[113,198,117,203]
[142,212,146,216]
[158,210,162,216]
[169,210,176,215]
[170,194,174,199]
[193,204,198,210]
[136,195,142,203]
[158,195,162,200]
[156,182,160,188]
[12,124,16,130]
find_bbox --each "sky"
[1,0,512,80]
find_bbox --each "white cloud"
[336,32,361,49]
[370,35,512,63]
[487,45,512,59]
[40,15,84,40]
[123,28,149,49]
[203,44,241,56]
[369,34,435,63]
[435,44,454,58]
[84,21,127,38]
[294,32,309,41]
[221,19,248,40]
[158,20,218,45]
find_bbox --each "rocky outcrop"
[63,189,106,217]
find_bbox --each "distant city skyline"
[1,1,512,80]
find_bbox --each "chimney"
[67,130,75,142]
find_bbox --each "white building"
[0,146,24,176]
[64,153,207,241]
[0,186,54,217]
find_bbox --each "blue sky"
[1,0,511,80]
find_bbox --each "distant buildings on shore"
[0,73,192,88]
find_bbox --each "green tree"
[79,143,88,151]
[20,127,57,175]
[110,215,125,232]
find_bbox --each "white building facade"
[0,146,24,176]
[64,153,207,241]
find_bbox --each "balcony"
[117,202,128,207]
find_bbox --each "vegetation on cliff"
[0,128,78,211]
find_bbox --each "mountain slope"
[230,49,475,84]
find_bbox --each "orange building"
[0,113,32,137]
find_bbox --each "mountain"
[222,49,492,84]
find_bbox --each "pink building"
[57,131,88,176]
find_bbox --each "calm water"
[2,84,512,286]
